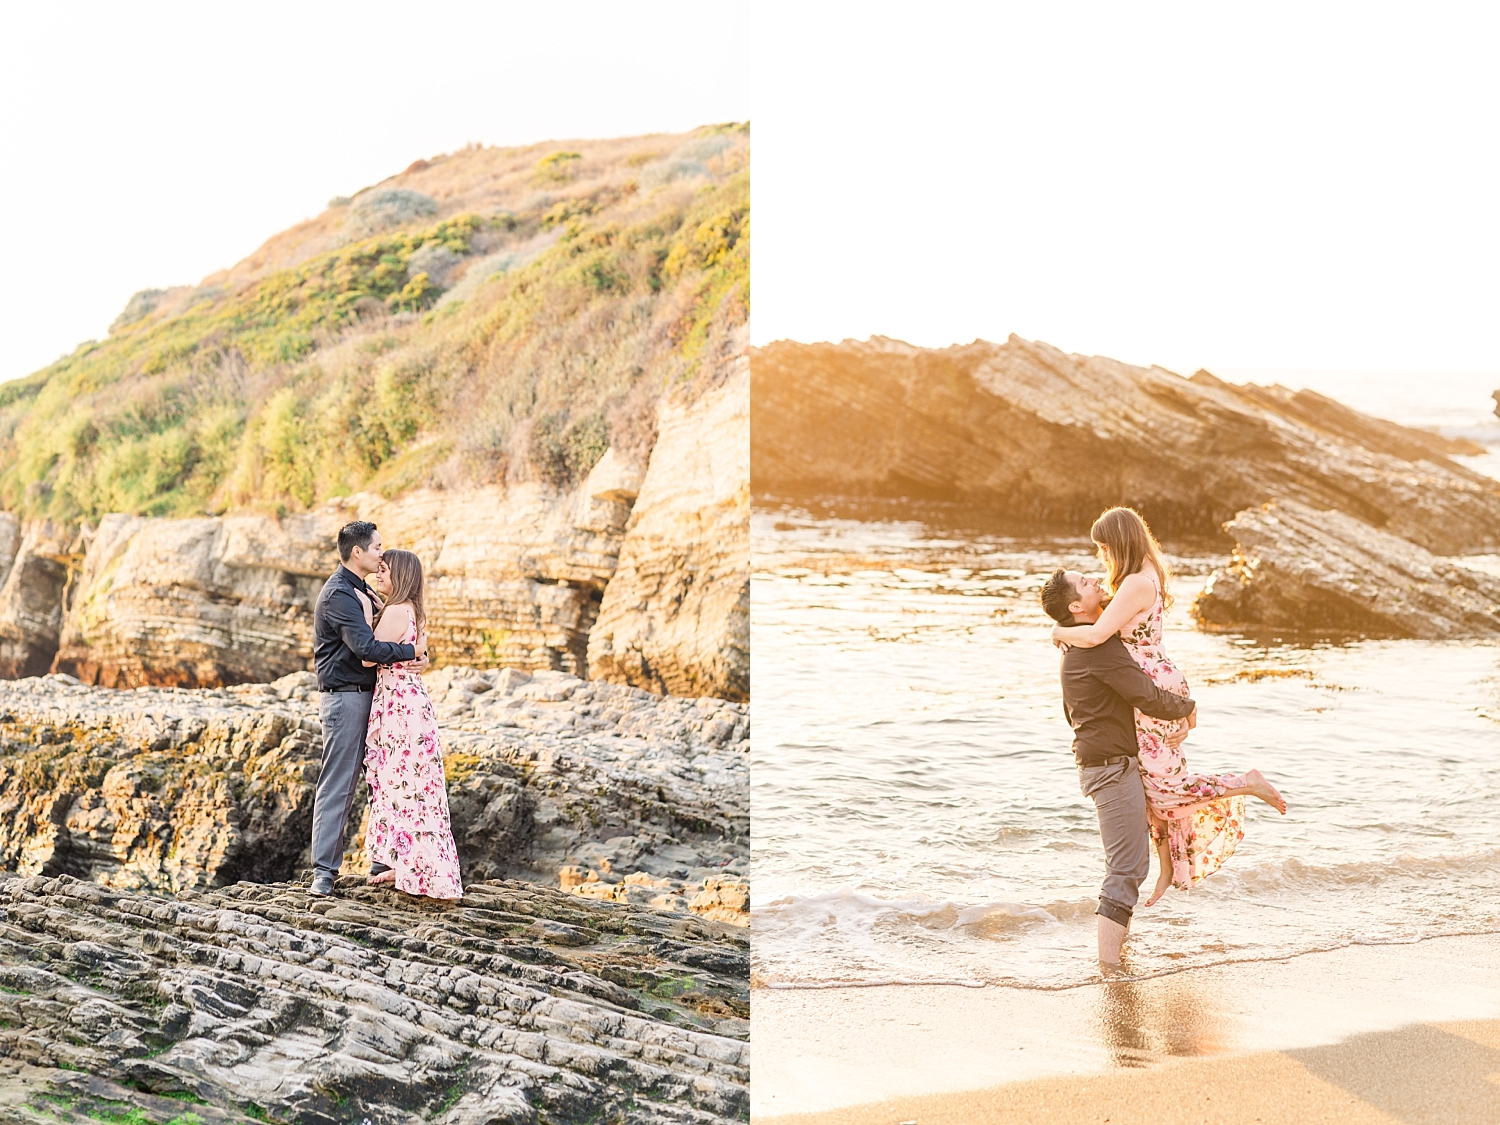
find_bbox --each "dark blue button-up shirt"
[312,566,416,690]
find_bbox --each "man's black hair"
[337,521,379,562]
[1039,568,1079,626]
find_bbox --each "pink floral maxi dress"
[1123,585,1248,890]
[363,615,463,899]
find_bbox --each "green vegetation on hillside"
[0,126,748,521]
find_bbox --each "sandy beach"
[752,932,1500,1124]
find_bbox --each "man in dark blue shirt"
[1041,568,1197,966]
[308,520,426,896]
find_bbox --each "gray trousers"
[311,690,374,880]
[1078,756,1150,927]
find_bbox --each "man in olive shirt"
[1040,569,1198,966]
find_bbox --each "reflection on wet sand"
[1096,969,1232,1066]
[750,933,1500,1120]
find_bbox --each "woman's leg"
[1184,770,1286,815]
[1144,811,1173,906]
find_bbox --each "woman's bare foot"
[1144,862,1173,907]
[1144,832,1173,906]
[1245,769,1287,814]
[368,870,396,885]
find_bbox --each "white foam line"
[752,926,1500,993]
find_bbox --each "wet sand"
[752,932,1500,1124]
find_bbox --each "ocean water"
[751,371,1500,991]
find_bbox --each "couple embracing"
[1041,507,1286,966]
[307,520,463,902]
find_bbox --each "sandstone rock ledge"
[587,361,749,703]
[0,669,748,918]
[0,873,748,1124]
[0,359,749,702]
[1193,499,1500,638]
[752,336,1500,551]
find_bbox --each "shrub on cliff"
[342,188,438,239]
[0,126,749,521]
[406,242,461,288]
[109,288,167,333]
[534,151,583,183]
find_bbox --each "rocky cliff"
[752,335,1500,552]
[49,513,334,688]
[0,127,749,700]
[0,669,748,915]
[1193,499,1500,639]
[0,873,748,1123]
[22,363,748,697]
[588,360,749,701]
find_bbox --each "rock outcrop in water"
[0,670,748,915]
[0,872,748,1123]
[752,335,1500,552]
[17,367,748,700]
[1193,499,1500,638]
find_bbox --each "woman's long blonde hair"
[1090,507,1173,610]
[375,549,427,632]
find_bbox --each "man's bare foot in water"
[1245,769,1287,814]
[368,870,396,885]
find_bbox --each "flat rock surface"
[0,872,748,1124]
[1193,499,1500,638]
[0,669,748,921]
[752,335,1500,552]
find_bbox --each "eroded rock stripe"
[0,873,748,1123]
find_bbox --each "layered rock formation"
[589,361,750,702]
[0,518,75,680]
[51,513,336,688]
[19,362,750,698]
[359,479,622,678]
[752,335,1500,552]
[1193,499,1500,638]
[0,670,748,912]
[0,872,748,1123]
[44,484,617,690]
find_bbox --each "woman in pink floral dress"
[1051,508,1286,906]
[360,549,463,901]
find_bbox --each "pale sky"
[751,3,1500,376]
[0,2,747,383]
[3,3,1498,385]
